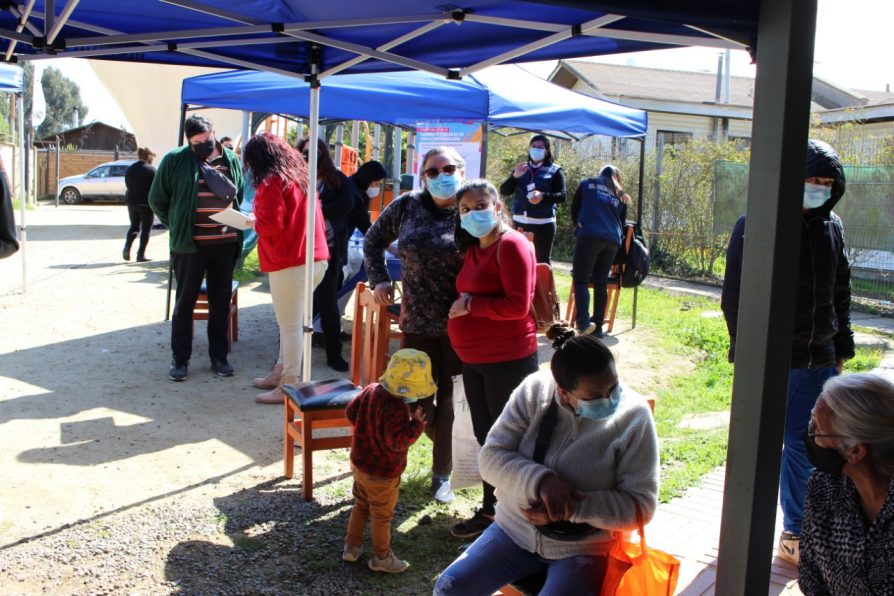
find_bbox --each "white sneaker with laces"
[368,551,409,573]
[342,543,362,562]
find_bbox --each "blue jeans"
[781,367,837,535]
[433,524,607,596]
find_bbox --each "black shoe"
[327,355,349,372]
[169,360,188,381]
[311,333,326,348]
[136,254,151,262]
[123,247,131,261]
[593,326,604,338]
[451,509,494,539]
[211,359,235,377]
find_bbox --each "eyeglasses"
[423,164,458,178]
[807,418,845,439]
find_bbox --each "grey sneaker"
[432,476,455,504]
[577,322,597,336]
[368,551,409,574]
[169,360,188,382]
[342,543,362,562]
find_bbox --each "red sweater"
[345,384,425,479]
[448,230,537,364]
[253,175,329,272]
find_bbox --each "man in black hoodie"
[721,139,854,566]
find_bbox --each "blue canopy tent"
[0,62,25,291]
[180,67,648,138]
[0,2,823,591]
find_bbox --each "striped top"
[193,155,237,245]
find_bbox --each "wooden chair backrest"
[350,283,391,387]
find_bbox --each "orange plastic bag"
[600,502,680,596]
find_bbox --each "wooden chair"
[193,280,239,352]
[282,282,396,501]
[565,225,634,334]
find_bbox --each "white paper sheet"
[209,209,254,231]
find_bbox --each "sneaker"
[211,359,235,377]
[123,247,131,262]
[367,551,409,574]
[342,543,362,563]
[777,531,800,566]
[432,476,455,504]
[577,322,597,336]
[136,254,151,262]
[169,360,188,382]
[592,326,604,339]
[451,509,494,539]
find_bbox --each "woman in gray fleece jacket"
[434,325,659,596]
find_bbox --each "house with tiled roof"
[548,60,894,149]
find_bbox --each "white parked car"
[57,159,137,204]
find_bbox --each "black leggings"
[462,352,539,514]
[124,204,154,256]
[512,221,555,264]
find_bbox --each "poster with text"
[414,121,484,189]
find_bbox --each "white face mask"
[366,186,381,199]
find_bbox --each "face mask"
[366,186,381,199]
[804,429,847,474]
[803,183,831,209]
[191,138,215,159]
[427,173,460,199]
[460,209,498,238]
[402,397,418,404]
[576,385,621,421]
[529,147,546,162]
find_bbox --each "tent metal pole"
[334,123,344,168]
[631,135,646,330]
[715,0,817,592]
[392,127,402,200]
[479,124,488,178]
[165,103,188,321]
[302,59,322,382]
[373,124,381,161]
[350,121,359,150]
[16,93,25,294]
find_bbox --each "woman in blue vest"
[570,165,628,337]
[499,135,566,264]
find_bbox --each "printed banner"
[414,121,483,189]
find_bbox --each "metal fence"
[714,161,894,302]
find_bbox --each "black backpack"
[620,224,650,288]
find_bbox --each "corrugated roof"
[561,60,755,106]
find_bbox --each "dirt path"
[0,203,669,594]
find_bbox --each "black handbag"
[193,154,237,203]
[532,399,601,541]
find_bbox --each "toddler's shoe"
[342,543,362,562]
[368,551,409,574]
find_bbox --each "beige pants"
[268,260,327,378]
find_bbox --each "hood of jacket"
[804,139,846,217]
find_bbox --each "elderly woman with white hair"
[799,372,894,595]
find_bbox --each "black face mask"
[191,138,215,159]
[804,429,847,474]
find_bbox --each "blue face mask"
[460,209,498,238]
[427,173,461,199]
[402,397,418,404]
[803,183,831,210]
[575,385,621,421]
[529,147,546,162]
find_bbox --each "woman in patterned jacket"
[799,373,894,595]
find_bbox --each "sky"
[34,0,894,133]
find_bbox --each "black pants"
[171,242,239,364]
[124,204,154,257]
[312,258,344,360]
[401,333,462,477]
[512,221,556,264]
[463,352,539,514]
[572,236,619,329]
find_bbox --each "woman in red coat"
[447,179,538,538]
[243,133,330,404]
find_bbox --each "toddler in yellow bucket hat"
[342,349,434,573]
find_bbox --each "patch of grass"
[233,247,261,283]
[844,347,885,373]
[11,199,34,210]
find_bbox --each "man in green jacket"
[149,115,244,381]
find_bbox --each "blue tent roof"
[181,67,647,137]
[0,63,23,93]
[0,2,754,77]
